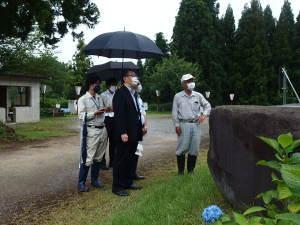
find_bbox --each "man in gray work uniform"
[172,74,211,175]
[78,77,108,192]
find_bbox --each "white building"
[0,72,45,123]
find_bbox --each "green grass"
[147,111,171,117]
[99,160,227,225]
[13,116,78,141]
[20,153,229,225]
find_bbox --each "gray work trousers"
[176,122,201,156]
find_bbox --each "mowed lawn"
[25,153,229,225]
[13,116,78,140]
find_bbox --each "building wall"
[0,107,5,123]
[68,100,77,114]
[0,79,40,123]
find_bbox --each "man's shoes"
[112,190,130,197]
[127,183,143,190]
[91,180,103,188]
[78,182,89,192]
[133,175,145,180]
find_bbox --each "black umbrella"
[84,31,163,59]
[87,61,139,81]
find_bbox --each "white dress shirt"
[101,89,115,117]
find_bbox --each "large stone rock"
[208,106,300,209]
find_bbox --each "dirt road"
[0,116,209,224]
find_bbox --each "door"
[0,86,7,122]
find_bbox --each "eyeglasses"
[128,73,136,77]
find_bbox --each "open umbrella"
[84,31,163,59]
[86,61,139,81]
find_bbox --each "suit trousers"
[112,141,138,191]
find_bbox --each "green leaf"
[288,153,300,165]
[259,136,281,154]
[214,221,222,225]
[288,202,300,213]
[281,164,300,196]
[257,160,281,171]
[248,216,263,225]
[277,221,295,225]
[275,213,300,225]
[221,214,231,223]
[277,183,293,200]
[258,190,278,204]
[243,206,266,216]
[271,173,282,183]
[233,212,248,225]
[262,218,276,225]
[278,133,293,149]
[223,222,239,225]
[286,140,300,154]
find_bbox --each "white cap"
[181,74,195,83]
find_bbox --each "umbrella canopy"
[86,61,139,81]
[84,31,163,59]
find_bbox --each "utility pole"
[282,68,300,104]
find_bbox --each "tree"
[143,32,169,75]
[263,5,279,103]
[65,37,92,99]
[234,0,274,105]
[0,0,100,45]
[264,5,276,46]
[273,0,295,72]
[291,12,300,92]
[143,55,202,103]
[219,5,236,103]
[0,30,53,71]
[155,32,170,55]
[172,0,224,105]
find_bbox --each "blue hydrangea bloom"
[202,205,223,224]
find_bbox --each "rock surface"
[208,106,300,209]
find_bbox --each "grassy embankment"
[0,116,78,148]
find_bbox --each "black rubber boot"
[78,163,90,192]
[187,155,197,174]
[91,161,103,188]
[100,155,109,170]
[177,155,185,175]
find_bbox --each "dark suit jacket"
[113,85,143,142]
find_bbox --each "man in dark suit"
[112,70,145,197]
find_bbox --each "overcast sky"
[55,0,300,64]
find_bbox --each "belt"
[179,119,198,123]
[87,125,104,129]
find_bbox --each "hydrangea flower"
[202,205,223,224]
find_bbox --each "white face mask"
[131,77,140,87]
[187,82,196,91]
[109,86,116,93]
[137,84,143,93]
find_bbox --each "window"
[7,86,31,107]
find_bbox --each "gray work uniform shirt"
[172,90,211,127]
[78,92,105,126]
[100,89,115,117]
